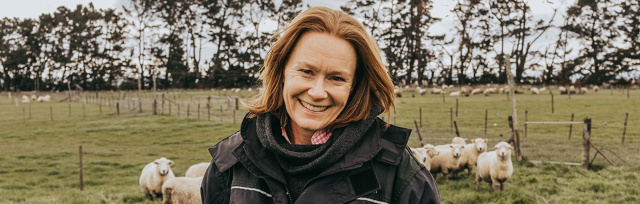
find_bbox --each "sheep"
[539,87,547,92]
[449,91,460,97]
[140,157,176,200]
[476,142,514,191]
[31,94,37,101]
[452,137,466,145]
[184,162,209,177]
[498,87,505,94]
[430,144,465,181]
[580,87,588,94]
[448,85,455,89]
[411,144,439,171]
[470,88,483,95]
[431,88,443,94]
[442,85,448,90]
[404,85,416,92]
[559,86,567,94]
[455,138,488,178]
[394,88,403,97]
[530,88,539,95]
[21,95,30,103]
[483,88,496,96]
[418,87,428,96]
[43,95,51,102]
[568,86,577,94]
[162,176,203,204]
[592,86,599,92]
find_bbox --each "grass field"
[0,88,639,203]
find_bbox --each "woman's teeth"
[300,100,328,112]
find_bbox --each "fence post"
[207,104,211,121]
[233,109,236,124]
[83,103,86,118]
[455,98,459,117]
[419,107,422,127]
[23,107,26,123]
[187,104,190,118]
[178,104,180,117]
[414,120,425,147]
[220,106,223,122]
[453,121,460,137]
[79,145,83,191]
[29,103,31,119]
[235,98,239,110]
[50,106,53,121]
[162,94,165,115]
[569,113,575,140]
[69,103,71,117]
[484,109,488,134]
[524,110,528,138]
[450,108,453,131]
[622,113,628,144]
[551,94,554,114]
[117,102,120,115]
[198,104,200,120]
[582,118,591,169]
[99,101,102,115]
[153,99,157,115]
[442,93,445,103]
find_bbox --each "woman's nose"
[308,78,328,99]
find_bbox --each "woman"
[201,7,440,204]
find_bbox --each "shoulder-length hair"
[247,7,395,131]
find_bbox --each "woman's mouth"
[299,99,329,112]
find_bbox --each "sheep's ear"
[493,147,498,150]
[153,161,158,165]
[484,139,488,143]
[472,140,476,144]
[449,144,453,148]
[169,162,174,167]
[461,146,465,149]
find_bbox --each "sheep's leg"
[488,182,494,192]
[475,179,481,190]
[500,182,504,191]
[467,168,473,178]
[150,190,158,201]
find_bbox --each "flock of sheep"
[139,158,209,204]
[411,137,514,191]
[15,93,51,103]
[394,84,601,97]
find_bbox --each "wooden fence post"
[187,104,190,118]
[207,104,211,121]
[233,109,236,124]
[582,118,591,169]
[178,104,180,117]
[29,103,31,119]
[220,106,223,122]
[162,94,165,115]
[79,145,83,191]
[419,107,422,127]
[484,109,488,134]
[551,94,554,114]
[450,108,453,131]
[198,104,200,120]
[23,107,25,123]
[50,106,53,121]
[453,121,460,137]
[569,113,575,140]
[235,98,239,110]
[524,110,528,138]
[414,120,425,147]
[455,98,459,117]
[83,103,86,118]
[442,93,445,103]
[622,113,628,144]
[117,102,120,115]
[69,103,71,117]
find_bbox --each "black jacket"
[201,115,441,204]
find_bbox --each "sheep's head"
[423,144,439,158]
[472,138,488,152]
[154,157,174,176]
[449,144,465,158]
[493,142,513,159]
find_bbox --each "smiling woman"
[201,7,441,204]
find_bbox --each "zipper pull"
[284,186,293,204]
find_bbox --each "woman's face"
[282,32,357,136]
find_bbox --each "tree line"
[0,0,638,91]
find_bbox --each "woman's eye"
[299,69,312,74]
[331,76,346,82]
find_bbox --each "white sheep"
[31,94,37,101]
[452,137,466,145]
[448,85,455,89]
[483,88,496,96]
[592,86,599,92]
[568,85,577,94]
[184,162,209,177]
[430,144,465,181]
[21,95,30,103]
[580,87,588,94]
[539,87,547,92]
[559,86,567,94]
[449,91,460,97]
[394,88,403,98]
[411,144,439,170]
[431,88,443,94]
[530,88,539,95]
[418,87,427,95]
[476,142,514,191]
[455,138,488,178]
[470,88,482,95]
[140,157,176,200]
[162,176,203,204]
[43,95,51,102]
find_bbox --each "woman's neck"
[288,121,315,145]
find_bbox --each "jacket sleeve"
[395,167,441,204]
[201,160,231,204]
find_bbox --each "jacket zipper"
[284,185,293,204]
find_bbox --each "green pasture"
[0,88,638,203]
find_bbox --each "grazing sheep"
[530,88,539,95]
[455,138,488,178]
[539,87,547,92]
[31,94,37,101]
[411,144,439,170]
[404,85,416,92]
[476,142,514,191]
[394,88,403,97]
[140,157,176,200]
[559,86,567,94]
[430,144,465,181]
[162,176,203,204]
[580,87,588,94]
[452,137,466,145]
[592,86,599,92]
[431,88,443,94]
[21,95,30,103]
[498,87,505,94]
[44,95,51,102]
[442,85,448,90]
[568,86,577,94]
[418,87,428,95]
[448,85,455,89]
[470,88,482,95]
[483,88,496,96]
[184,162,209,177]
[449,91,460,97]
